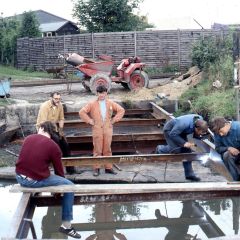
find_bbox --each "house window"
[46,32,52,37]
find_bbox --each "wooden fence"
[16,29,229,72]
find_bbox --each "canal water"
[1,180,240,239]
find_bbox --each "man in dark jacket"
[211,117,240,181]
[156,114,209,181]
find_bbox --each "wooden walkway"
[10,182,240,194]
[0,159,228,183]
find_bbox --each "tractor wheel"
[82,81,91,92]
[121,82,130,90]
[128,70,149,91]
[90,73,111,94]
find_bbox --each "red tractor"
[66,53,149,93]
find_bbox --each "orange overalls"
[79,99,125,170]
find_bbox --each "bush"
[191,38,219,70]
[162,65,179,73]
[177,33,235,121]
[178,86,236,121]
[193,89,236,120]
[145,65,179,76]
[145,67,162,76]
[191,35,233,70]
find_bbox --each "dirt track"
[9,77,191,106]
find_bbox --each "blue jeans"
[16,174,74,221]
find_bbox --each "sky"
[1,0,240,30]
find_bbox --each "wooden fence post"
[134,31,137,57]
[91,33,95,59]
[177,29,181,71]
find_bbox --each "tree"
[18,11,41,38]
[73,0,154,32]
[0,16,20,65]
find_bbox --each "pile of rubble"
[120,66,203,101]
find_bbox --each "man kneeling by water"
[210,117,240,181]
[156,114,209,181]
[15,121,81,239]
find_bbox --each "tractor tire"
[89,73,111,94]
[128,70,149,91]
[121,82,130,90]
[82,81,91,92]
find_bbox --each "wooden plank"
[150,102,175,120]
[6,193,32,238]
[60,153,208,167]
[10,182,240,194]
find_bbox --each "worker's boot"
[93,168,100,177]
[66,166,75,175]
[182,161,201,182]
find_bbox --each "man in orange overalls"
[79,85,125,176]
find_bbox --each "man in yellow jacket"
[79,85,125,176]
[36,92,75,174]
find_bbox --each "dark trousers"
[222,151,240,181]
[52,133,75,174]
[156,130,197,178]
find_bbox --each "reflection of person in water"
[232,198,240,234]
[86,203,127,240]
[155,200,204,240]
[86,231,127,240]
[42,207,67,239]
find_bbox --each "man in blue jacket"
[211,117,240,181]
[156,114,209,181]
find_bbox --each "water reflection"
[1,180,240,239]
[232,198,240,234]
[41,207,67,239]
[86,203,128,240]
[154,200,204,240]
[38,198,240,239]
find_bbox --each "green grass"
[0,65,50,80]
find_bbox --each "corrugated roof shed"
[34,10,68,24]
[39,21,68,32]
